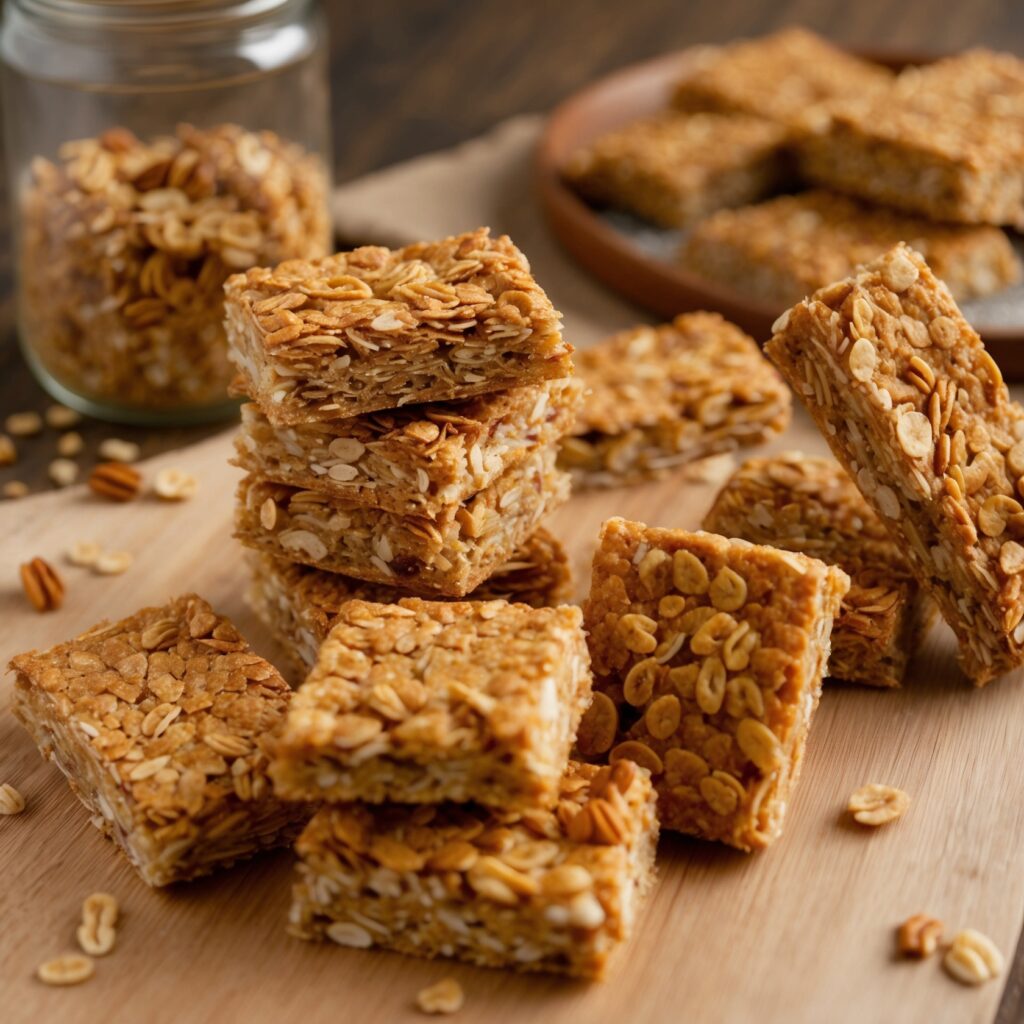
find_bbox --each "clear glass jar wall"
[1,0,332,424]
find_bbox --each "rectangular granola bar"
[269,598,592,809]
[233,376,582,515]
[288,760,658,979]
[559,313,790,488]
[680,190,1021,306]
[580,518,849,850]
[671,28,893,132]
[563,111,790,228]
[9,595,310,887]
[234,445,569,598]
[246,527,574,672]
[703,452,928,688]
[224,227,574,423]
[765,243,1024,685]
[800,50,1024,225]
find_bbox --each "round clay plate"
[535,46,1024,379]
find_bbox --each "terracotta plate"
[536,47,1024,378]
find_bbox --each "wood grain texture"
[2,409,1024,1023]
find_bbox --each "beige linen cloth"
[331,114,651,350]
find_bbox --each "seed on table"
[6,410,43,436]
[153,467,198,501]
[3,480,29,499]
[847,783,909,826]
[897,913,943,958]
[67,541,103,568]
[95,551,133,575]
[0,433,16,465]
[77,892,119,957]
[36,953,94,986]
[45,404,82,429]
[57,431,84,457]
[943,929,1003,985]
[416,977,464,1015]
[98,437,141,463]
[0,782,26,814]
[49,458,79,487]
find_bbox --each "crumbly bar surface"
[224,227,573,423]
[766,243,1024,685]
[563,111,789,229]
[288,760,658,979]
[9,595,309,887]
[703,452,928,688]
[233,376,582,515]
[671,28,893,132]
[559,313,791,488]
[680,190,1021,306]
[235,445,569,598]
[269,599,593,809]
[246,528,573,673]
[581,518,849,851]
[800,50,1024,226]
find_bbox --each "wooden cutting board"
[2,413,1023,1024]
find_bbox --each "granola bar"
[234,446,569,598]
[564,111,789,228]
[671,28,893,133]
[224,227,573,423]
[269,599,592,809]
[233,377,582,515]
[288,760,658,979]
[703,452,929,687]
[246,527,573,672]
[9,595,310,887]
[800,50,1024,226]
[680,190,1021,306]
[559,313,790,488]
[581,518,849,850]
[765,243,1024,685]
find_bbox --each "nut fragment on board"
[153,467,198,501]
[943,929,1004,985]
[6,410,43,436]
[20,557,64,612]
[4,480,29,499]
[67,541,103,568]
[48,458,79,488]
[45,404,81,429]
[897,914,943,958]
[0,782,26,814]
[36,953,94,985]
[76,892,119,956]
[95,551,134,576]
[0,433,16,465]
[416,978,465,1015]
[57,431,84,457]
[89,462,142,501]
[847,783,909,826]
[98,438,141,463]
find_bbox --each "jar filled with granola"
[1,0,332,424]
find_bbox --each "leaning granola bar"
[581,518,849,850]
[235,447,569,598]
[9,595,309,886]
[559,313,790,488]
[246,527,573,672]
[703,452,928,687]
[765,243,1024,685]
[269,598,592,809]
[224,227,573,423]
[680,190,1021,306]
[564,111,789,228]
[288,760,658,979]
[233,377,582,515]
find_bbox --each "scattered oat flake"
[0,433,16,465]
[944,929,1004,985]
[847,783,909,826]
[49,458,79,487]
[37,953,94,986]
[0,782,26,814]
[3,480,28,499]
[77,892,119,957]
[45,404,82,429]
[57,431,84,457]
[154,467,198,500]
[6,410,43,436]
[95,551,133,575]
[67,541,103,568]
[416,977,464,1015]
[98,437,141,463]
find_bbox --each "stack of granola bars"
[224,227,582,673]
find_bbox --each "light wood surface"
[2,412,1023,1024]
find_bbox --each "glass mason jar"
[1,0,332,424]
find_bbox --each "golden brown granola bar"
[680,190,1021,306]
[671,28,893,132]
[564,111,789,228]
[246,527,573,673]
[559,313,790,488]
[580,518,848,851]
[703,452,931,688]
[800,50,1024,226]
[233,376,582,515]
[269,599,592,809]
[288,760,658,979]
[224,227,573,423]
[234,446,569,598]
[9,595,310,887]
[765,243,1024,685]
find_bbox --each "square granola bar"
[580,518,849,850]
[224,227,574,423]
[246,527,573,673]
[269,598,593,809]
[800,50,1024,225]
[703,452,930,687]
[9,595,309,887]
[559,313,790,488]
[288,760,658,979]
[765,243,1024,685]
[680,190,1021,306]
[564,111,789,228]
[233,376,582,515]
